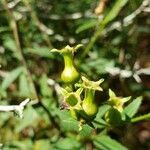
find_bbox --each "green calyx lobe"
[61,52,80,84]
[82,89,98,118]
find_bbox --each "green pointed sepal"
[108,89,131,112]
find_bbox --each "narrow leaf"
[2,67,23,90]
[19,73,31,97]
[94,135,128,150]
[103,0,128,25]
[123,96,142,118]
[95,105,111,119]
[76,20,97,34]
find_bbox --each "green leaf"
[0,101,10,126]
[81,58,115,75]
[2,67,23,90]
[103,0,128,25]
[56,110,79,132]
[123,96,142,118]
[39,74,52,97]
[34,140,53,150]
[24,46,54,58]
[15,106,39,133]
[19,73,31,97]
[79,124,93,138]
[0,27,10,33]
[3,37,17,52]
[3,140,33,150]
[94,135,128,150]
[95,105,111,119]
[93,118,108,129]
[76,19,97,34]
[54,137,81,150]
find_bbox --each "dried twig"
[47,78,61,96]
[107,67,150,83]
[0,0,21,11]
[0,98,30,118]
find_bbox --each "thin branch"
[42,11,98,20]
[0,98,30,118]
[3,0,38,100]
[7,0,21,9]
[107,67,150,83]
[0,0,21,11]
[47,78,61,96]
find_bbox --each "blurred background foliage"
[0,0,150,149]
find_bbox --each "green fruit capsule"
[61,52,80,84]
[82,89,98,118]
[51,45,82,84]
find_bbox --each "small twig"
[0,98,30,118]
[7,0,21,9]
[85,141,93,150]
[107,67,150,83]
[0,0,21,11]
[47,78,61,96]
[42,11,98,20]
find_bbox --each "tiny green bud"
[108,89,131,112]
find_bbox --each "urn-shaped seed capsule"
[61,52,80,84]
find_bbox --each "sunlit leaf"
[123,96,142,118]
[2,67,23,90]
[94,135,128,150]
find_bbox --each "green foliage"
[93,135,128,150]
[2,67,23,90]
[53,137,81,150]
[123,96,143,118]
[103,0,128,25]
[0,0,149,149]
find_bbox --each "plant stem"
[23,0,53,48]
[80,0,129,60]
[3,0,38,100]
[131,113,150,123]
[81,23,105,59]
